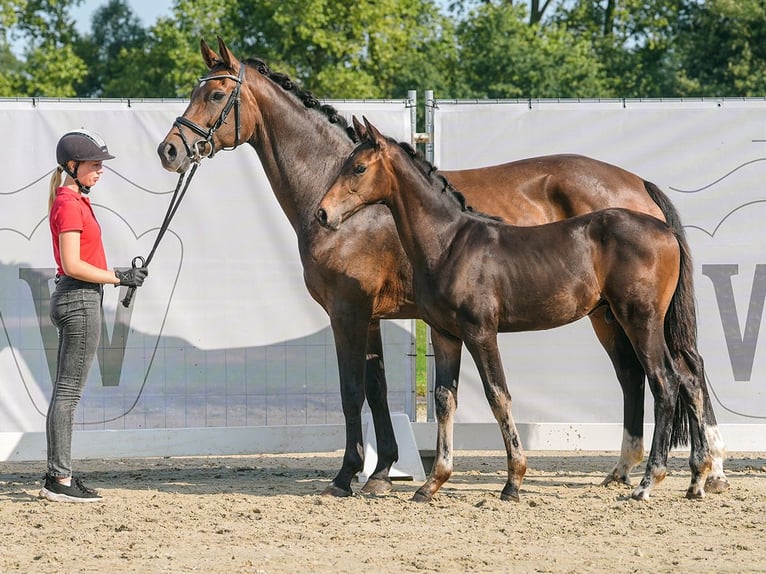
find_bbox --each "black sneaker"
[39,475,102,503]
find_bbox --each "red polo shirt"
[49,187,108,276]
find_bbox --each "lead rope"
[121,162,200,307]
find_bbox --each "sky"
[71,0,174,33]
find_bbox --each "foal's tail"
[645,180,703,448]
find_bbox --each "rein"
[173,63,246,161]
[121,163,199,307]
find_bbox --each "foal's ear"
[200,38,220,70]
[362,116,386,149]
[217,36,239,71]
[352,116,368,142]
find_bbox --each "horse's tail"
[645,180,702,448]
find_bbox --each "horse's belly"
[498,294,597,333]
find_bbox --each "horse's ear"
[362,116,386,149]
[200,38,220,70]
[217,36,238,71]
[352,116,368,142]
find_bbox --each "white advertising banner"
[434,99,766,437]
[0,99,413,457]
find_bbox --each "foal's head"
[316,116,402,230]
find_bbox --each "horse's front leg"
[464,330,527,502]
[321,312,373,497]
[360,319,398,495]
[412,329,462,502]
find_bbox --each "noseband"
[174,63,246,162]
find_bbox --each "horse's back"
[442,154,665,225]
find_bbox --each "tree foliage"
[457,2,608,98]
[2,0,766,100]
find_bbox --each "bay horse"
[317,117,715,501]
[156,37,727,497]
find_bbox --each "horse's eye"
[354,164,367,175]
[211,91,226,102]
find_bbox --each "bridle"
[173,62,246,163]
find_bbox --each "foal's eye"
[353,164,367,175]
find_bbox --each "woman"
[40,129,148,502]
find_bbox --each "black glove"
[114,267,148,287]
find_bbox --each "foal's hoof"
[500,484,520,502]
[321,482,353,497]
[361,477,393,495]
[704,475,730,494]
[411,489,433,503]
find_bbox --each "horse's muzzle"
[157,140,190,174]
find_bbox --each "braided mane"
[396,140,503,221]
[241,58,359,143]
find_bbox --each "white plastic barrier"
[433,98,766,450]
[0,98,414,460]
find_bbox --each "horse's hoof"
[500,484,520,502]
[630,486,650,501]
[601,473,631,488]
[361,478,393,495]
[704,476,730,494]
[321,483,353,497]
[411,490,433,503]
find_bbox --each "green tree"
[554,0,689,97]
[456,1,609,98]
[0,0,24,96]
[11,0,86,96]
[674,0,766,96]
[74,0,147,97]
[228,0,460,98]
[99,0,235,97]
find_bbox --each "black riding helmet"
[56,129,115,193]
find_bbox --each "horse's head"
[157,36,256,173]
[316,116,393,230]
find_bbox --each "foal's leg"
[361,320,398,494]
[678,351,728,493]
[628,332,711,500]
[672,357,715,499]
[463,332,527,502]
[589,312,645,487]
[322,312,375,497]
[631,357,677,501]
[412,329,462,503]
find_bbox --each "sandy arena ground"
[1,450,765,573]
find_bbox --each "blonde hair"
[48,166,64,213]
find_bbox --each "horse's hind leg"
[589,312,645,487]
[361,319,398,494]
[412,329,462,503]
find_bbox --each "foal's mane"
[394,139,503,222]
[235,57,359,143]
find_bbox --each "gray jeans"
[47,275,103,478]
